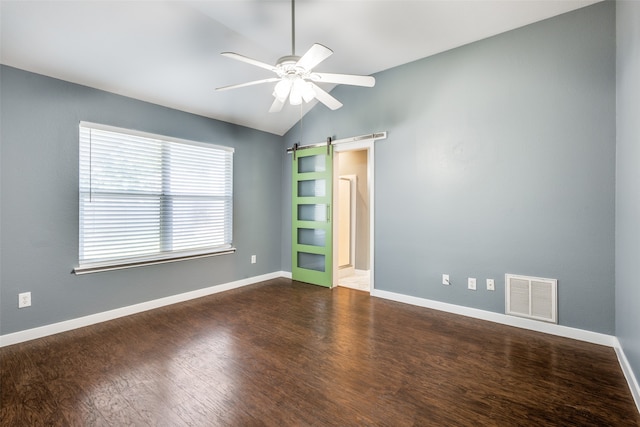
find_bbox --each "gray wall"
[0,66,283,335]
[282,2,616,334]
[616,0,640,388]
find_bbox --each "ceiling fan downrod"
[291,0,296,56]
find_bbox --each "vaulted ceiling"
[0,0,600,136]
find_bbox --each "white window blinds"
[76,122,234,274]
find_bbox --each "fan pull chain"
[298,102,303,148]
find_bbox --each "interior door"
[292,145,333,287]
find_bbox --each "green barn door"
[292,145,333,287]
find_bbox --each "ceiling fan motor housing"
[276,55,308,78]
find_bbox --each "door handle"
[327,204,331,222]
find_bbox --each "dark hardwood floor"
[1,278,638,426]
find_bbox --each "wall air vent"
[505,274,557,323]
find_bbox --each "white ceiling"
[1,0,600,136]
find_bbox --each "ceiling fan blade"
[216,77,280,92]
[269,97,285,113]
[296,43,333,71]
[310,72,375,87]
[221,52,277,72]
[309,83,343,110]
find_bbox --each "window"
[75,122,234,274]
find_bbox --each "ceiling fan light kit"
[216,0,375,113]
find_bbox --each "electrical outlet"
[486,279,495,291]
[251,255,257,264]
[442,274,450,285]
[18,292,31,308]
[468,278,477,291]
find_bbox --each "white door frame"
[332,140,375,291]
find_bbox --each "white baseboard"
[613,338,640,414]
[371,289,616,347]
[0,271,288,348]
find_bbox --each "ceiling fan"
[215,0,375,113]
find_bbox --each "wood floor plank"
[1,278,638,426]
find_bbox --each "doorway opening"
[333,148,371,292]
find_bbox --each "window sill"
[73,248,236,275]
